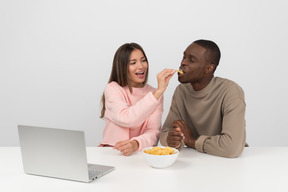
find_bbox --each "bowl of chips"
[142,146,179,168]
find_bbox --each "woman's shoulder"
[105,81,128,95]
[107,81,119,87]
[106,81,125,90]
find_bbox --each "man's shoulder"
[214,77,245,97]
[214,76,235,84]
[215,76,242,87]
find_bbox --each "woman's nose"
[137,61,144,68]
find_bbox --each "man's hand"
[114,140,139,156]
[172,120,196,149]
[167,127,184,148]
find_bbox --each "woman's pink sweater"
[100,81,163,150]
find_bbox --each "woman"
[99,43,175,156]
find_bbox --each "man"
[160,39,246,158]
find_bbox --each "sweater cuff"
[195,135,209,153]
[176,140,185,151]
[130,137,142,151]
[147,91,163,103]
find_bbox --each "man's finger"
[168,130,182,137]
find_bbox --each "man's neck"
[191,75,214,91]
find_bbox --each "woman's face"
[128,49,148,88]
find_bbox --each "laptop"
[18,125,115,183]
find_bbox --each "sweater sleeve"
[195,85,246,158]
[160,86,185,149]
[130,97,163,150]
[104,83,162,128]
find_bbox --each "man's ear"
[206,64,215,73]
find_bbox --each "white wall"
[1,0,288,146]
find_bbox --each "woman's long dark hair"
[100,43,149,118]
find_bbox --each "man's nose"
[181,60,187,66]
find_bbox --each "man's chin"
[178,77,187,84]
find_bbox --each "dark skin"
[167,43,215,149]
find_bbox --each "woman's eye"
[141,59,147,62]
[130,62,136,65]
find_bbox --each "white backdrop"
[1,0,288,146]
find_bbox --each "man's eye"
[188,58,195,62]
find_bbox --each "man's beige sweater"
[160,77,246,158]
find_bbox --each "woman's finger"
[114,140,129,150]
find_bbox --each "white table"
[0,147,287,192]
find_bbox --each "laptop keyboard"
[89,170,102,180]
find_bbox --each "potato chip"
[144,147,175,155]
[176,69,183,74]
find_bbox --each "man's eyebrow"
[184,52,196,58]
[189,55,197,59]
[184,53,197,59]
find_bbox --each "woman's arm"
[104,83,162,128]
[130,100,164,150]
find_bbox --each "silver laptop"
[18,125,115,183]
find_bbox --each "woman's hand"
[153,69,176,100]
[114,140,139,156]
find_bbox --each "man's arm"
[196,98,246,158]
[160,87,184,149]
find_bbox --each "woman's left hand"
[114,140,139,156]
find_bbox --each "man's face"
[178,43,209,84]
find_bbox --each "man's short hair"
[193,39,221,71]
